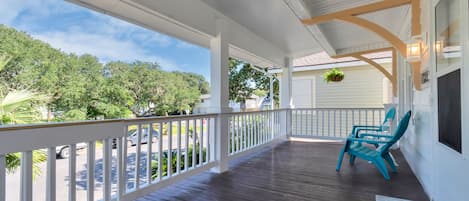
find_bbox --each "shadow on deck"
[136,141,428,201]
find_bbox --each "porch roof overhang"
[68,0,411,68]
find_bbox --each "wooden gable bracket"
[301,0,422,91]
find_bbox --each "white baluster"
[20,151,33,201]
[206,117,211,163]
[185,119,189,171]
[199,118,204,165]
[46,147,56,201]
[117,137,124,199]
[103,138,111,201]
[230,116,234,154]
[247,114,252,148]
[192,119,196,168]
[69,144,76,201]
[157,123,163,180]
[167,122,172,176]
[0,155,5,201]
[147,123,153,183]
[87,142,95,201]
[177,121,181,174]
[135,124,142,188]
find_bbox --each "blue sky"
[0,0,211,80]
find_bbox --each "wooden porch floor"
[136,141,429,201]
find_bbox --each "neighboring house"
[193,94,267,114]
[274,51,393,109]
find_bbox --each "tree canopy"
[228,58,278,108]
[0,24,209,120]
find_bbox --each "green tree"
[0,25,133,120]
[105,61,172,116]
[0,24,209,119]
[229,58,279,109]
[171,72,208,114]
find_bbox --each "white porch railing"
[0,108,386,201]
[0,110,289,201]
[228,110,283,157]
[291,108,385,139]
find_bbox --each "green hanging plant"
[323,68,345,83]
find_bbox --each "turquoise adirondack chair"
[336,111,411,180]
[352,107,396,138]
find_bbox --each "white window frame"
[431,0,469,158]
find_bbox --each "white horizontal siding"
[292,64,392,108]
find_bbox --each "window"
[435,0,461,72]
[435,0,462,153]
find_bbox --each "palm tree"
[0,53,48,177]
[0,90,44,124]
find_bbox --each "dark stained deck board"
[136,141,429,201]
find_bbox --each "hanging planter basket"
[323,68,345,83]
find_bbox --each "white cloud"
[0,0,29,25]
[32,31,180,71]
[0,0,78,25]
[0,0,211,73]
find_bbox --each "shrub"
[151,143,207,179]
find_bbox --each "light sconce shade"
[406,35,422,62]
[435,40,444,55]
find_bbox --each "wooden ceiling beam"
[301,0,411,25]
[335,15,406,56]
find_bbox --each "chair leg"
[336,147,346,172]
[349,155,356,165]
[383,153,397,173]
[374,158,390,180]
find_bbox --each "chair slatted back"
[378,111,412,154]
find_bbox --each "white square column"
[209,19,230,173]
[279,57,293,137]
[279,57,293,109]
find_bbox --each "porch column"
[209,19,230,173]
[279,57,293,136]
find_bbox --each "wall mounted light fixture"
[406,35,422,62]
[435,40,444,55]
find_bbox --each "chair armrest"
[359,133,393,138]
[352,125,381,129]
[356,127,381,133]
[352,125,382,137]
[346,137,390,144]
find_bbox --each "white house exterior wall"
[291,64,393,109]
[399,0,469,200]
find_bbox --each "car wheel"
[59,146,70,159]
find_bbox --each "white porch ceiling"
[200,0,322,57]
[302,0,381,17]
[68,0,411,68]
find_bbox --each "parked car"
[127,127,159,145]
[56,143,87,159]
[112,127,159,148]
